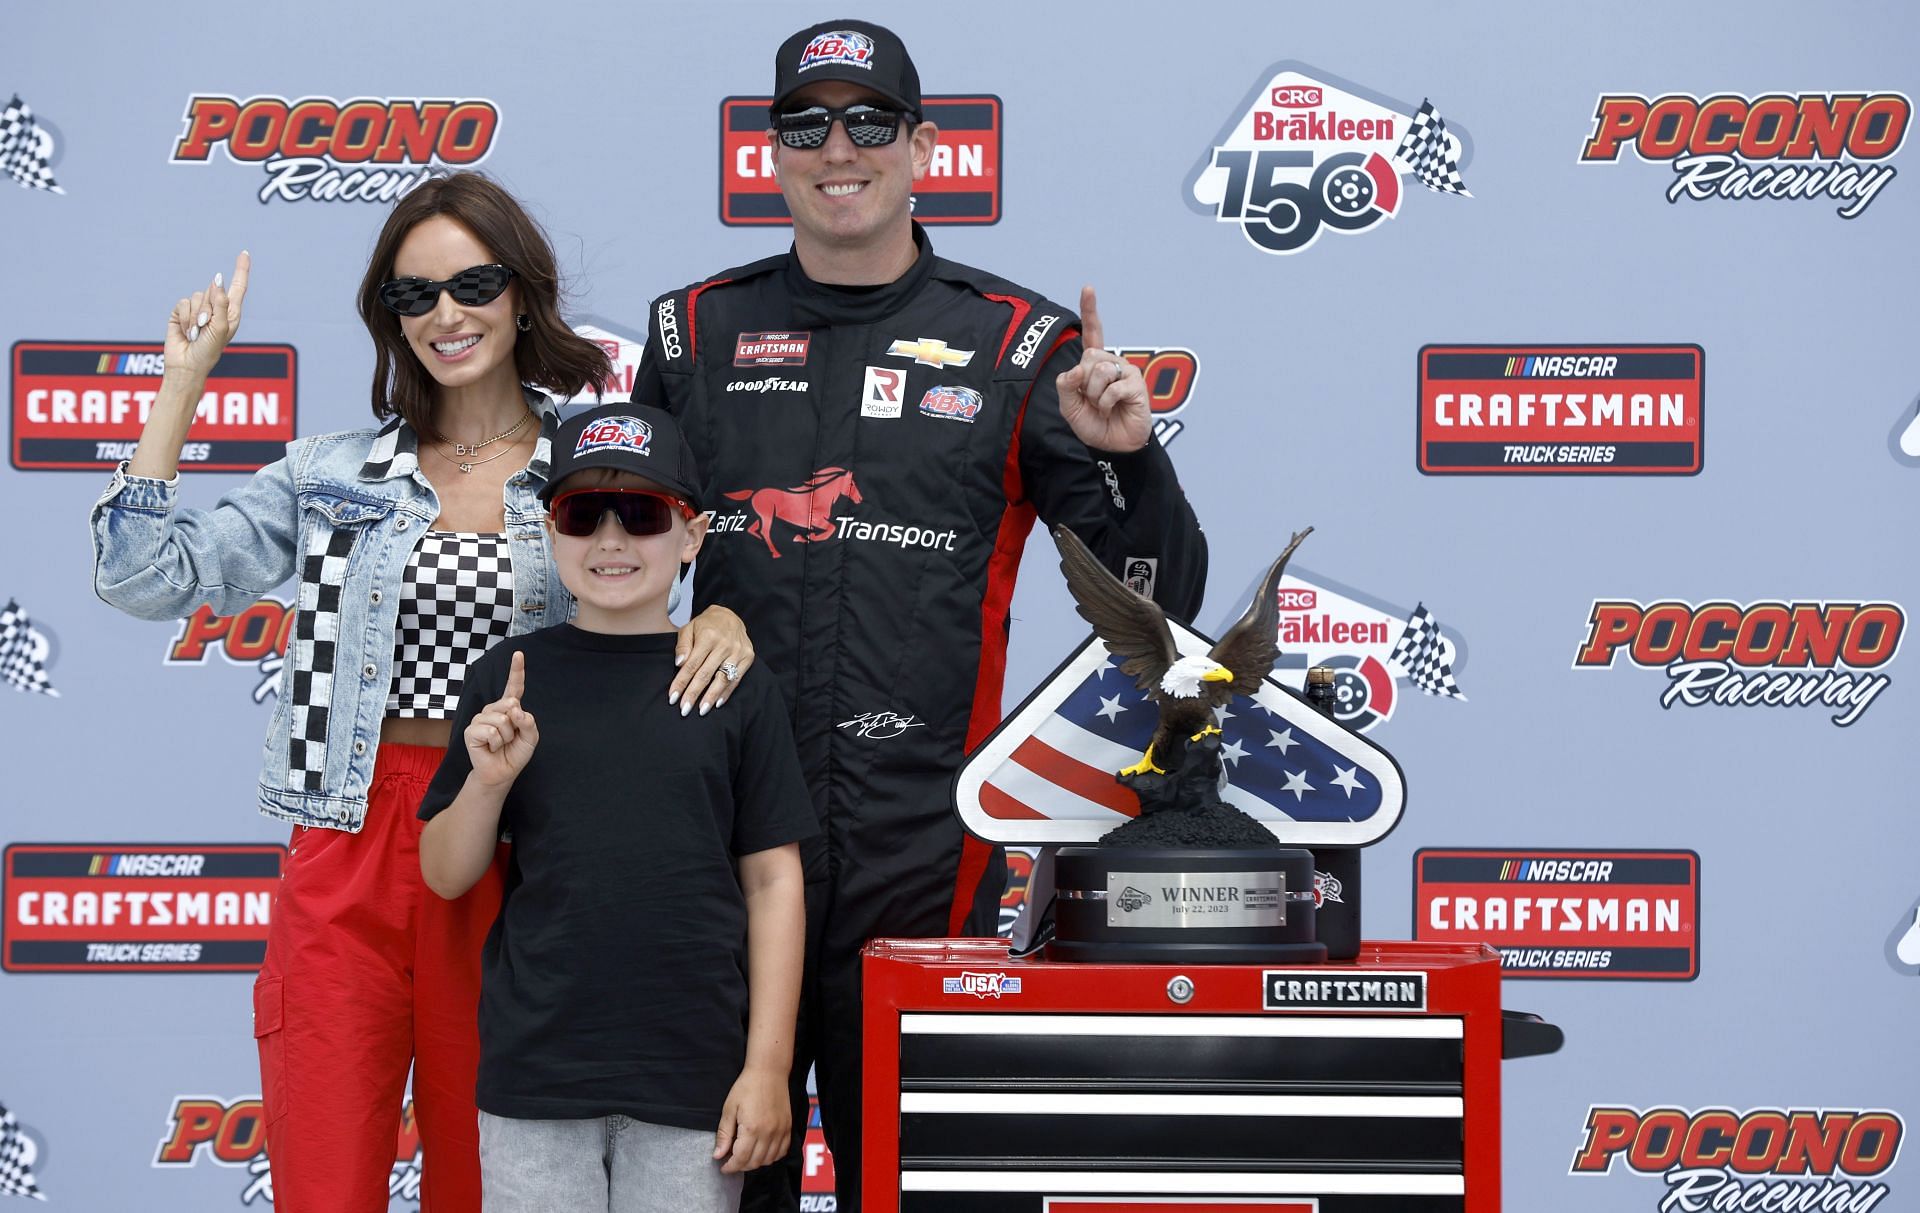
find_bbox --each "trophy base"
[1048,846,1328,966]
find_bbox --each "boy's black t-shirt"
[418,623,817,1130]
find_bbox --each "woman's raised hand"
[164,250,251,379]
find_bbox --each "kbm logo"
[720,96,1002,225]
[166,599,293,704]
[1574,600,1903,727]
[171,95,500,204]
[1187,63,1471,255]
[1571,1106,1903,1212]
[1579,92,1910,218]
[155,1095,422,1206]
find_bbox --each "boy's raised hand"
[464,651,538,787]
[713,1065,791,1174]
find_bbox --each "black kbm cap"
[771,19,922,121]
[540,403,703,510]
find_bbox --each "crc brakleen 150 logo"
[1579,92,1910,218]
[12,340,296,472]
[720,96,1001,225]
[1574,600,1902,727]
[1186,63,1471,255]
[155,1095,423,1206]
[171,95,499,204]
[1572,1106,1903,1211]
[1415,849,1699,979]
[1418,345,1703,475]
[3,844,283,972]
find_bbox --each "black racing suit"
[636,226,1206,1212]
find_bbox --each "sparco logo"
[656,298,682,360]
[1009,313,1059,368]
[1187,63,1471,255]
[726,376,807,394]
[1579,92,1911,219]
[170,95,498,204]
[1571,1106,1904,1212]
[1574,599,1903,727]
[941,971,1023,998]
[1263,969,1426,1011]
[155,1095,423,1205]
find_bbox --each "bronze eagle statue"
[1053,523,1313,778]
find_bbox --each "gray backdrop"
[2,1,1916,1209]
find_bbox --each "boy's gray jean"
[480,1110,743,1213]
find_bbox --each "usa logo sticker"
[576,415,651,455]
[919,385,982,422]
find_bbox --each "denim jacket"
[90,391,569,831]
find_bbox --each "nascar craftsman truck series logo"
[1418,345,1703,474]
[171,95,499,204]
[1574,600,1903,727]
[1186,63,1471,255]
[1579,91,1910,218]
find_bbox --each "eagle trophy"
[1052,523,1313,848]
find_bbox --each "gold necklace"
[437,427,529,474]
[440,409,534,460]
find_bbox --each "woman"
[90,172,752,1212]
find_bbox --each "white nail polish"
[699,703,711,717]
[681,701,692,717]
[198,311,210,326]
[668,691,679,705]
[215,273,223,288]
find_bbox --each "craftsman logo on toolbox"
[1415,849,1699,979]
[1418,345,1704,475]
[1571,1106,1904,1212]
[943,970,1022,998]
[721,95,1002,225]
[4,844,283,973]
[1187,63,1471,255]
[155,1094,423,1205]
[1263,969,1426,1011]
[12,341,296,472]
[171,95,499,204]
[735,331,811,367]
[1574,599,1903,727]
[1579,91,1911,218]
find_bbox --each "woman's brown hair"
[356,172,610,437]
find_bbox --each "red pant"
[254,743,504,1213]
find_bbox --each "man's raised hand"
[1054,284,1153,454]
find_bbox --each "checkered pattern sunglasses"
[377,264,516,316]
[549,488,696,538]
[773,104,904,150]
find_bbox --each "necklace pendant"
[458,461,473,474]
[453,442,473,456]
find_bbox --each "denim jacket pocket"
[295,489,393,577]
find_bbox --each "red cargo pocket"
[253,976,287,1126]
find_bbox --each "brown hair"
[356,172,610,437]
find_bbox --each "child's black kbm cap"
[540,403,703,509]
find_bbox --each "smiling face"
[547,469,707,634]
[390,214,522,398]
[769,80,937,260]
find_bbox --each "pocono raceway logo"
[1418,345,1703,475]
[165,599,293,703]
[171,95,499,204]
[12,340,296,472]
[720,95,1002,225]
[4,844,283,972]
[1574,600,1903,727]
[1572,1106,1905,1212]
[1579,92,1909,218]
[155,1096,421,1206]
[1414,849,1699,979]
[1186,63,1471,255]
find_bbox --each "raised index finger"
[1079,284,1104,352]
[227,250,252,315]
[503,649,525,702]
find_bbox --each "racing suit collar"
[782,222,936,325]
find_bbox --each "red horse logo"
[722,467,864,558]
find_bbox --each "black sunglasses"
[773,104,905,150]
[549,488,696,538]
[377,264,516,317]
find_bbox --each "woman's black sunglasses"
[377,264,516,317]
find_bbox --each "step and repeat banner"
[2,2,1916,1210]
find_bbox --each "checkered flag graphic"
[0,599,58,697]
[1392,99,1469,196]
[0,96,63,194]
[0,1103,46,1200]
[1390,602,1465,699]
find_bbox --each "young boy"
[418,403,813,1213]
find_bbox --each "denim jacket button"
[353,739,367,755]
[362,662,377,679]
[396,517,410,531]
[369,590,382,605]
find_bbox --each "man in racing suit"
[634,20,1207,1212]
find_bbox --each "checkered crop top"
[386,531,516,718]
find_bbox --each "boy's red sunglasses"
[548,488,696,537]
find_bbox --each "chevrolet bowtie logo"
[887,337,975,369]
